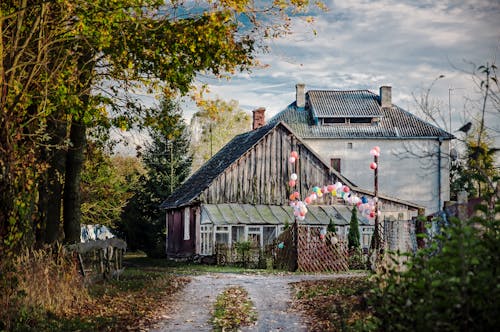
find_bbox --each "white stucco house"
[270,84,454,215]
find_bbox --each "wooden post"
[374,154,379,250]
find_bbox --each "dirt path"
[150,272,363,332]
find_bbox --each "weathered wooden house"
[271,85,454,215]
[161,114,422,259]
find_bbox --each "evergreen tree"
[327,218,337,233]
[347,207,360,249]
[118,99,192,257]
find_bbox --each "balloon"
[290,173,298,181]
[335,182,342,189]
[327,184,335,192]
[291,151,299,159]
[322,186,328,193]
[289,156,296,163]
[343,186,350,193]
[331,236,339,245]
[331,190,336,196]
[311,193,318,201]
[278,242,284,249]
[288,180,296,187]
[370,148,377,156]
[370,162,377,170]
[317,191,323,198]
[304,196,312,204]
[361,196,368,204]
[374,146,380,153]
[369,211,375,218]
[293,191,300,199]
[289,193,295,201]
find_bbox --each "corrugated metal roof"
[270,90,454,139]
[308,90,383,118]
[200,204,351,226]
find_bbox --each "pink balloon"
[304,196,312,204]
[374,146,380,153]
[343,186,350,193]
[370,162,377,170]
[290,151,299,159]
[327,184,335,192]
[289,156,296,163]
[288,180,296,187]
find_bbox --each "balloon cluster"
[287,150,381,221]
[369,146,380,170]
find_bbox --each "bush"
[370,215,500,331]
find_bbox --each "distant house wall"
[304,138,450,215]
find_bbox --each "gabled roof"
[160,122,279,209]
[270,89,454,139]
[308,90,383,118]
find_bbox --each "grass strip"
[211,286,257,331]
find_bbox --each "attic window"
[349,117,372,124]
[323,118,345,124]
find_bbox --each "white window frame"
[183,207,190,240]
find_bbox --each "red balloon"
[370,162,377,170]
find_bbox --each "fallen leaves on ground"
[61,271,190,331]
[291,276,376,332]
[211,286,257,331]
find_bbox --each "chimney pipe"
[296,83,305,109]
[379,86,392,108]
[252,107,265,130]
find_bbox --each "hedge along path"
[150,272,365,332]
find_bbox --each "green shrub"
[370,215,500,331]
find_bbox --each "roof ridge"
[308,89,376,94]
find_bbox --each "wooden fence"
[67,238,127,283]
[274,223,349,272]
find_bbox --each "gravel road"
[150,272,362,332]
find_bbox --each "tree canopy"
[1,0,322,253]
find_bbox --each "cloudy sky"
[117,0,499,154]
[193,0,500,133]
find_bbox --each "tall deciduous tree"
[1,0,322,251]
[118,99,191,257]
[190,98,251,172]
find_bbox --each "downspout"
[438,137,443,212]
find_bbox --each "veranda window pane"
[215,232,229,244]
[263,226,276,245]
[232,226,245,243]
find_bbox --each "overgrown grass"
[292,276,377,332]
[211,286,257,331]
[0,249,189,331]
[124,251,293,275]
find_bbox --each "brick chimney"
[252,107,265,130]
[296,83,305,109]
[379,86,392,108]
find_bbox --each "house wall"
[201,125,340,205]
[166,206,196,257]
[304,138,451,215]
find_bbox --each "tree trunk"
[45,118,67,244]
[63,118,86,244]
